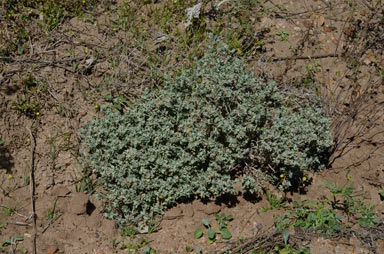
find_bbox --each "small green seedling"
[276,29,289,41]
[194,214,233,243]
[3,207,16,216]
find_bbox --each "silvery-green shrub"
[84,40,332,224]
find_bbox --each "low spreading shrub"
[84,39,332,225]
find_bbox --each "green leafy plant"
[275,199,343,235]
[12,96,41,117]
[103,94,129,113]
[194,214,233,243]
[84,39,332,224]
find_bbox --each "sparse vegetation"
[274,177,379,235]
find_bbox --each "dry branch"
[26,125,37,254]
[270,53,340,62]
[0,56,86,85]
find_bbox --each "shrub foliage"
[84,40,332,224]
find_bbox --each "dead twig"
[0,56,85,65]
[0,204,30,220]
[26,125,38,254]
[269,53,340,62]
[41,213,62,234]
[7,221,31,226]
[161,215,184,220]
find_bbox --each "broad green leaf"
[194,228,203,239]
[279,247,291,254]
[1,240,11,247]
[220,228,232,239]
[207,228,216,241]
[186,245,193,252]
[202,218,210,228]
[14,235,24,241]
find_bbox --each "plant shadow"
[0,145,14,174]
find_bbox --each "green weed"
[302,61,322,89]
[45,199,57,221]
